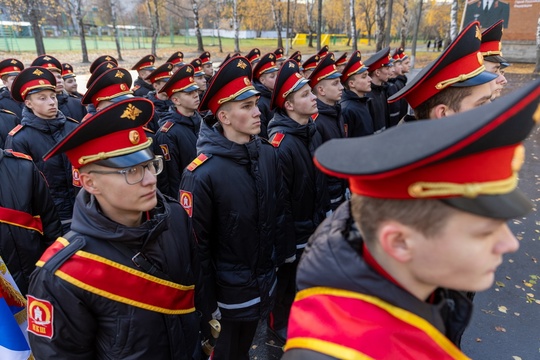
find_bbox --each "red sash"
[285,287,470,360]
[37,238,195,315]
[0,206,43,234]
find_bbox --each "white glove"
[211,307,222,320]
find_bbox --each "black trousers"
[211,319,259,360]
[269,260,298,331]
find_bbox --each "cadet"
[266,59,327,346]
[131,54,156,97]
[339,50,375,137]
[144,62,174,124]
[308,53,347,212]
[0,58,24,118]
[0,148,61,295]
[81,67,134,115]
[481,20,508,99]
[301,54,319,79]
[199,51,214,82]
[387,48,410,126]
[166,51,185,70]
[246,48,261,65]
[6,67,79,234]
[283,78,540,360]
[27,98,209,359]
[364,47,392,131]
[388,21,497,122]
[289,51,302,67]
[335,52,347,73]
[88,54,118,74]
[61,63,83,99]
[31,55,87,122]
[155,64,202,199]
[317,45,329,58]
[190,58,207,101]
[274,47,285,67]
[252,52,280,138]
[179,56,291,360]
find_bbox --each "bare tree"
[384,0,393,48]
[449,0,458,41]
[74,0,89,62]
[109,0,123,61]
[411,0,424,68]
[271,0,284,48]
[349,0,357,50]
[317,0,322,50]
[215,0,224,53]
[147,0,161,56]
[358,0,376,46]
[399,0,409,49]
[233,0,240,52]
[535,14,540,74]
[26,0,46,55]
[375,0,387,51]
[164,0,206,52]
[191,0,204,52]
[305,0,315,47]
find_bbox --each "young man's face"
[449,82,493,115]
[393,61,403,76]
[317,78,343,103]
[25,90,58,119]
[152,80,168,94]
[81,160,158,226]
[194,75,207,92]
[259,71,278,91]
[139,69,153,84]
[407,209,518,294]
[401,58,411,74]
[484,60,507,99]
[303,69,314,79]
[203,63,213,77]
[348,72,372,96]
[64,77,78,94]
[51,70,64,93]
[219,95,261,143]
[286,83,317,121]
[375,66,391,84]
[172,90,200,113]
[2,75,17,90]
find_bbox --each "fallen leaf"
[495,326,506,332]
[476,338,482,342]
[514,312,520,316]
[527,293,535,298]
[506,276,512,280]
[508,259,515,263]
[524,282,534,287]
[498,305,508,313]
[495,281,505,287]
[512,356,522,360]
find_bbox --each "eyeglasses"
[86,156,163,185]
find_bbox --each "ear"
[217,109,230,125]
[284,100,294,112]
[152,82,160,91]
[80,172,101,195]
[316,84,325,96]
[430,104,450,119]
[377,220,415,263]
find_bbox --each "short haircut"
[343,74,358,90]
[350,194,456,244]
[413,86,473,120]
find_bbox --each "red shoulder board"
[187,153,209,172]
[5,149,32,161]
[8,124,23,136]
[270,133,285,148]
[132,85,141,91]
[311,113,319,121]
[160,121,175,133]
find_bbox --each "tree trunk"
[317,0,322,50]
[192,0,204,52]
[350,0,357,51]
[110,0,123,61]
[233,0,240,53]
[535,14,540,74]
[152,0,161,56]
[411,0,423,68]
[400,0,408,49]
[27,1,46,55]
[76,0,89,63]
[450,0,458,41]
[271,0,283,49]
[375,0,387,51]
[306,0,314,48]
[216,1,223,53]
[384,0,393,48]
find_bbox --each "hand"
[211,307,222,320]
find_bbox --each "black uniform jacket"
[179,116,292,321]
[133,77,153,97]
[144,91,173,132]
[313,99,347,211]
[387,75,409,128]
[283,202,473,359]
[156,107,202,199]
[28,190,206,360]
[0,149,61,294]
[57,92,87,122]
[253,80,274,139]
[5,107,79,228]
[366,82,389,132]
[0,109,19,149]
[267,110,327,254]
[0,87,23,118]
[340,89,375,137]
